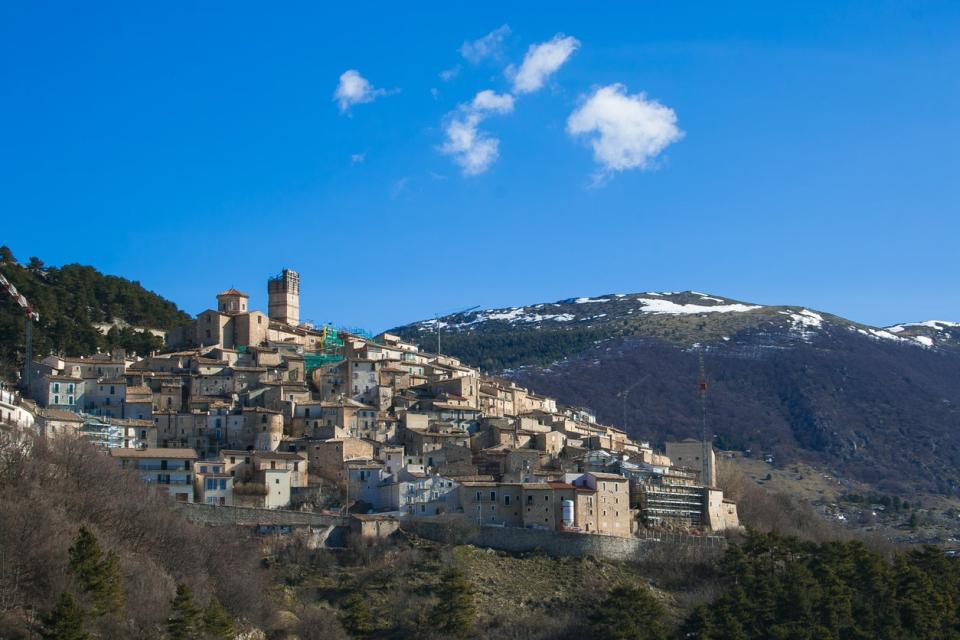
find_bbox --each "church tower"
[267,269,300,326]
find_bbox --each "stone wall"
[172,502,346,527]
[407,518,725,562]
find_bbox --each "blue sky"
[2,2,958,331]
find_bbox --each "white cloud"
[460,25,511,64]
[334,69,389,113]
[439,65,461,82]
[439,90,514,176]
[390,177,410,198]
[566,83,683,177]
[350,153,365,164]
[471,90,514,114]
[511,34,580,94]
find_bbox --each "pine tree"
[429,567,476,639]
[588,585,666,640]
[42,592,88,640]
[340,593,373,637]
[167,583,201,640]
[202,596,236,640]
[90,551,124,616]
[67,527,124,616]
[677,605,715,640]
[68,527,102,588]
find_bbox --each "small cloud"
[390,177,411,198]
[439,65,461,82]
[439,90,515,176]
[510,34,580,94]
[440,113,500,176]
[430,87,439,99]
[460,25,511,64]
[471,89,514,114]
[350,153,365,164]
[566,83,684,181]
[427,171,448,181]
[334,69,391,113]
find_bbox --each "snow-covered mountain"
[394,291,960,497]
[408,291,960,353]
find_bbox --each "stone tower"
[267,269,300,326]
[255,412,284,452]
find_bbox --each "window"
[53,383,60,393]
[54,395,59,404]
[200,466,208,473]
[275,479,280,485]
[219,479,227,490]
[504,495,510,506]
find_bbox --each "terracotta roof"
[39,408,84,422]
[217,288,248,297]
[255,451,306,461]
[587,472,627,480]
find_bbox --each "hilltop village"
[2,269,738,541]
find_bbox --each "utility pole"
[431,305,479,356]
[0,273,39,391]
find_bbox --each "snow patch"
[887,320,960,332]
[779,309,825,342]
[691,291,726,303]
[635,298,761,315]
[574,297,612,304]
[913,335,934,347]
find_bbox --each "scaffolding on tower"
[303,325,344,374]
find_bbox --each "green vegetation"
[0,248,190,378]
[428,567,476,639]
[589,585,667,640]
[201,597,236,640]
[681,532,960,640]
[0,436,264,639]
[425,327,611,371]
[841,493,911,512]
[68,526,124,617]
[41,593,88,640]
[167,583,202,640]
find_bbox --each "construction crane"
[433,305,480,355]
[617,374,650,432]
[0,272,39,390]
[697,346,712,486]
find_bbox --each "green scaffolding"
[304,326,344,373]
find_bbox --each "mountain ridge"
[392,290,960,497]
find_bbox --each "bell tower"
[267,269,300,326]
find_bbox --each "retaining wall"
[408,519,725,562]
[173,502,346,527]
